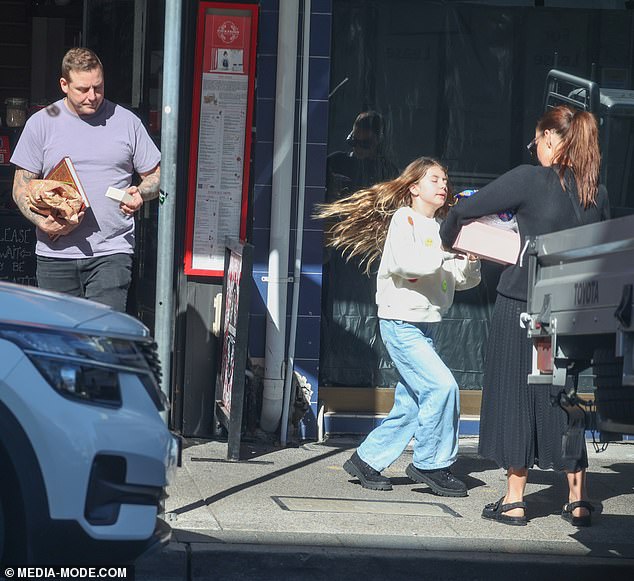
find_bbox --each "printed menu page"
[191,73,248,271]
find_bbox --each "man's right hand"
[39,211,85,238]
[13,167,84,237]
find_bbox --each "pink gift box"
[452,218,521,265]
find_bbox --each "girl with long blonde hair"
[318,157,453,274]
[318,157,481,494]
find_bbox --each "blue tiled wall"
[250,0,332,440]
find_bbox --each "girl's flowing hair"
[315,157,452,274]
[537,104,601,207]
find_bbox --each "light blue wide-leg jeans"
[357,319,460,472]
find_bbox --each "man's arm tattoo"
[13,169,46,228]
[137,166,161,201]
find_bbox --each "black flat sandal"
[561,500,594,527]
[482,497,528,526]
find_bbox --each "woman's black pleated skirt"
[478,293,588,472]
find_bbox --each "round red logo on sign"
[217,20,240,44]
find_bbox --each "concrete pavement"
[135,436,634,580]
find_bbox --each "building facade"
[2,0,634,441]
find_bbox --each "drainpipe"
[280,0,311,446]
[154,0,182,421]
[260,0,300,433]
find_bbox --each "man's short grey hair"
[61,47,103,81]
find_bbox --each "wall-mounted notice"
[184,3,258,277]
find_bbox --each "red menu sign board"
[184,3,258,277]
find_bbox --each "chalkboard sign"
[214,238,253,461]
[0,210,37,286]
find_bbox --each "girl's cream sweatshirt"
[376,207,481,322]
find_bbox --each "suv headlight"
[0,325,167,410]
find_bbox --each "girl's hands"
[447,251,478,262]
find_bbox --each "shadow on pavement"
[170,446,345,516]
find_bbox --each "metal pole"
[155,0,182,421]
[280,0,311,446]
[260,0,299,433]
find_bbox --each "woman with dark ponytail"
[440,105,610,527]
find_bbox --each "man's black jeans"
[36,253,133,313]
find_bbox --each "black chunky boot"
[343,452,392,491]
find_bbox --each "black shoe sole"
[406,464,468,497]
[482,511,528,526]
[343,459,392,491]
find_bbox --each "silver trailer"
[523,214,634,451]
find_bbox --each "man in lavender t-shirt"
[10,47,160,312]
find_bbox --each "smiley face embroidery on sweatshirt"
[407,213,436,283]
[408,213,448,292]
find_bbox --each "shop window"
[321,0,634,390]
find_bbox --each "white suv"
[0,281,179,565]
